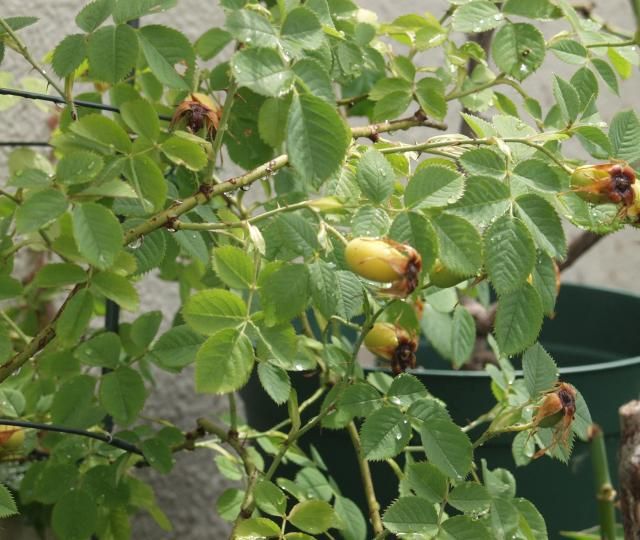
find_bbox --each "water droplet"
[390,396,402,405]
[519,64,529,74]
[128,236,144,250]
[402,420,409,425]
[494,13,504,20]
[395,432,403,440]
[294,363,304,371]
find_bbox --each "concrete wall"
[0,1,639,538]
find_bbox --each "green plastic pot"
[241,284,640,538]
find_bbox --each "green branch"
[590,424,617,540]
[348,421,384,535]
[586,39,637,48]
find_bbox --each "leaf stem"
[586,39,637,48]
[0,311,30,343]
[347,421,384,535]
[0,17,66,98]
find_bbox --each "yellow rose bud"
[0,425,25,453]
[364,322,418,375]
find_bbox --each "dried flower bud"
[364,322,418,375]
[171,92,221,138]
[571,163,637,206]
[532,382,577,458]
[345,237,422,296]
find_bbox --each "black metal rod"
[0,418,143,456]
[0,87,173,121]
[0,141,51,147]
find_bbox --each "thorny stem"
[0,418,143,456]
[0,18,65,98]
[348,422,384,536]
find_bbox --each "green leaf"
[120,99,160,140]
[502,0,559,19]
[258,97,290,147]
[531,253,558,316]
[448,176,510,227]
[52,490,98,540]
[195,28,231,60]
[388,212,438,273]
[182,289,246,335]
[151,325,204,371]
[288,500,335,535]
[70,114,132,153]
[76,0,115,32]
[257,362,291,405]
[231,48,294,98]
[267,213,319,259]
[92,271,139,311]
[387,374,429,407]
[382,496,438,535]
[52,34,87,78]
[286,93,350,184]
[484,216,536,295]
[99,366,146,425]
[225,9,278,48]
[515,194,566,259]
[161,136,208,171]
[34,263,87,287]
[141,438,174,473]
[51,375,104,429]
[522,343,558,396]
[405,165,465,209]
[609,110,640,162]
[0,483,18,518]
[56,150,104,185]
[72,202,123,269]
[0,276,22,300]
[309,260,339,318]
[414,77,446,121]
[213,245,254,289]
[452,306,475,368]
[260,264,309,325]
[334,495,366,540]
[355,148,395,204]
[553,76,581,124]
[420,415,473,479]
[448,482,491,513]
[441,515,492,539]
[459,148,505,178]
[335,270,363,320]
[75,332,120,368]
[574,126,611,159]
[195,328,254,393]
[138,25,193,90]
[495,283,543,355]
[592,58,619,95]
[217,488,244,521]
[360,406,412,460]
[550,39,587,65]
[339,383,382,418]
[372,91,412,121]
[512,159,561,192]
[292,59,334,103]
[490,498,520,539]
[88,24,138,84]
[433,214,482,276]
[130,310,162,350]
[15,188,67,234]
[452,1,503,33]
[513,498,548,540]
[405,462,448,504]
[280,7,324,56]
[351,205,390,237]
[255,480,287,517]
[492,23,545,80]
[369,77,412,101]
[57,290,94,345]
[235,517,280,539]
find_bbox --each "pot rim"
[369,282,640,379]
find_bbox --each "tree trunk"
[619,400,640,538]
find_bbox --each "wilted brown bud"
[532,382,577,458]
[571,163,637,206]
[170,93,221,138]
[364,322,418,375]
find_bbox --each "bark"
[619,400,640,539]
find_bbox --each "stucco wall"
[1,1,639,538]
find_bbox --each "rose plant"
[0,0,638,538]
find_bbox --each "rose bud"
[532,382,577,458]
[0,425,25,453]
[571,163,637,206]
[428,259,467,288]
[345,237,422,296]
[170,92,222,139]
[364,322,418,375]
